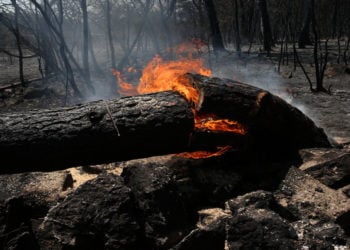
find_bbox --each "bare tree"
[298,0,312,48]
[258,0,273,53]
[106,0,116,69]
[233,0,241,53]
[80,0,91,82]
[10,0,25,85]
[203,0,225,52]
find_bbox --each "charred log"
[188,73,331,159]
[0,92,194,173]
[0,74,332,173]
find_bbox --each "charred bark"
[188,73,331,159]
[0,74,332,173]
[0,92,194,173]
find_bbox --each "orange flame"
[177,146,233,159]
[136,55,211,105]
[112,69,138,96]
[114,40,246,159]
[195,114,246,134]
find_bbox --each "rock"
[173,208,229,250]
[225,191,298,249]
[299,148,350,189]
[121,156,196,249]
[275,167,350,234]
[292,220,348,248]
[0,197,40,250]
[42,173,142,250]
[274,167,350,249]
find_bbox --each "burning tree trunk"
[0,92,193,173]
[188,74,331,159]
[0,74,331,174]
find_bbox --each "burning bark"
[0,73,331,173]
[188,73,331,159]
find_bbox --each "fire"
[137,55,210,105]
[114,40,246,158]
[195,114,246,134]
[177,146,233,159]
[112,70,138,96]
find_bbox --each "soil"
[1,46,349,145]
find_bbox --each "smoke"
[207,53,327,133]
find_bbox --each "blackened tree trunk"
[56,0,82,97]
[258,0,273,52]
[332,0,340,39]
[233,0,241,53]
[310,0,328,92]
[203,0,225,52]
[106,0,116,69]
[80,0,91,82]
[298,0,312,48]
[11,0,25,85]
[0,92,194,174]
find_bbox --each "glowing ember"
[195,114,247,134]
[177,146,233,159]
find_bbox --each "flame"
[177,146,233,159]
[136,55,211,105]
[195,114,246,134]
[115,40,211,102]
[114,40,246,158]
[112,69,138,96]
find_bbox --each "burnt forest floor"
[1,45,350,145]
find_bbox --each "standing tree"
[10,0,25,85]
[233,0,241,53]
[106,0,116,69]
[80,0,91,83]
[203,0,225,53]
[298,0,312,48]
[258,0,273,53]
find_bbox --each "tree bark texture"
[0,92,194,173]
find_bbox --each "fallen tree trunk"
[0,91,194,173]
[188,73,331,159]
[0,74,332,173]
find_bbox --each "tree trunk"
[0,74,331,174]
[258,0,273,52]
[203,0,225,52]
[233,0,241,53]
[298,0,312,48]
[188,74,331,159]
[11,0,25,86]
[56,0,82,98]
[0,92,193,174]
[80,0,91,82]
[106,0,116,69]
